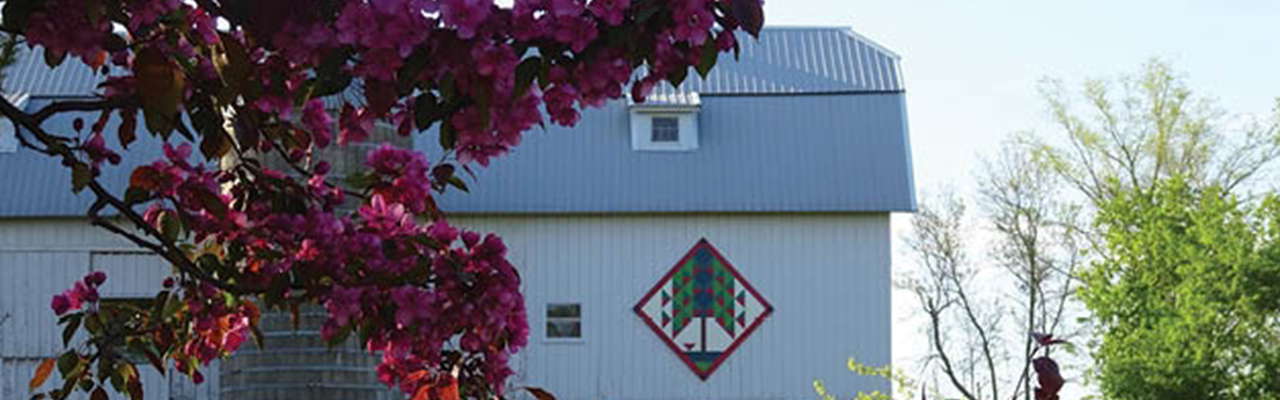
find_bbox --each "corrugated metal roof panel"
[1,47,104,97]
[642,27,903,96]
[0,99,180,217]
[432,93,916,213]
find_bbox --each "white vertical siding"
[0,220,219,400]
[2,213,893,400]
[454,213,893,400]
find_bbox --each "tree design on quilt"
[635,239,773,380]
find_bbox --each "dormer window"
[651,117,680,142]
[630,92,699,151]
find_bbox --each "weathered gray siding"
[453,213,893,400]
[0,220,219,400]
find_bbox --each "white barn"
[0,27,914,400]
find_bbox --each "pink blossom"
[440,0,493,39]
[51,294,73,315]
[325,287,365,327]
[391,287,438,327]
[588,0,630,26]
[672,0,714,45]
[339,105,375,145]
[550,0,584,17]
[302,99,333,148]
[553,16,599,52]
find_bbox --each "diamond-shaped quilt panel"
[634,239,773,380]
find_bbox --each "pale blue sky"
[770,0,1280,192]
[767,1,1280,397]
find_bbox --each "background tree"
[1034,59,1280,204]
[1031,60,1280,400]
[902,141,1083,400]
[0,0,765,399]
[1080,178,1280,400]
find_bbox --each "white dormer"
[629,92,699,152]
[0,93,30,153]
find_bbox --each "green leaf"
[70,163,91,194]
[344,171,379,190]
[134,48,185,135]
[123,187,149,206]
[199,128,232,160]
[537,57,552,90]
[313,48,353,98]
[157,212,181,243]
[215,33,252,102]
[439,117,457,150]
[55,351,78,376]
[162,291,184,321]
[514,57,542,99]
[61,314,82,347]
[696,40,718,79]
[149,291,168,323]
[194,189,228,219]
[43,48,66,68]
[446,176,469,193]
[413,92,442,132]
[1,0,37,31]
[667,66,689,88]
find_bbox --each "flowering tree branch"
[3,0,765,399]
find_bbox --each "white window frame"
[544,302,583,343]
[630,110,699,151]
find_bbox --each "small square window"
[546,303,581,339]
[651,117,680,142]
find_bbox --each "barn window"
[546,303,582,340]
[629,93,699,151]
[651,117,680,142]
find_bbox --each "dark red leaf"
[1031,332,1067,347]
[731,0,764,38]
[1033,356,1064,400]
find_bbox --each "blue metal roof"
[0,99,175,217]
[645,27,904,96]
[433,92,915,213]
[0,26,915,216]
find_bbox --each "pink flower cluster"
[125,143,526,395]
[51,271,106,315]
[180,283,259,384]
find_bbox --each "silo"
[219,125,412,400]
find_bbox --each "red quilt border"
[632,238,774,380]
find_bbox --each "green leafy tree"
[1035,59,1280,204]
[1080,177,1280,400]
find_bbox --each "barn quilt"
[634,239,773,380]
